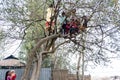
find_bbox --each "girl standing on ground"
[5,70,11,80]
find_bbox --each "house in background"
[0,55,25,69]
[0,55,26,80]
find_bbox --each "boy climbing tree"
[58,11,67,34]
[79,16,89,31]
[45,4,55,35]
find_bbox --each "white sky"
[1,40,21,58]
[87,59,120,77]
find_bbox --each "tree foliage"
[0,0,120,80]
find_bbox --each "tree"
[0,0,120,80]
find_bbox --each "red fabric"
[71,22,78,28]
[45,21,54,27]
[11,74,16,80]
[65,24,70,33]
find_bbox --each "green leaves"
[109,0,118,7]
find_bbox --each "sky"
[87,59,120,77]
[0,40,21,58]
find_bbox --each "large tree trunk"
[30,62,37,80]
[21,55,33,80]
[35,53,42,80]
[30,53,42,80]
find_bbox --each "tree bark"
[30,53,42,80]
[81,33,86,80]
[35,53,42,80]
[21,56,33,80]
[30,62,37,80]
[81,52,85,80]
